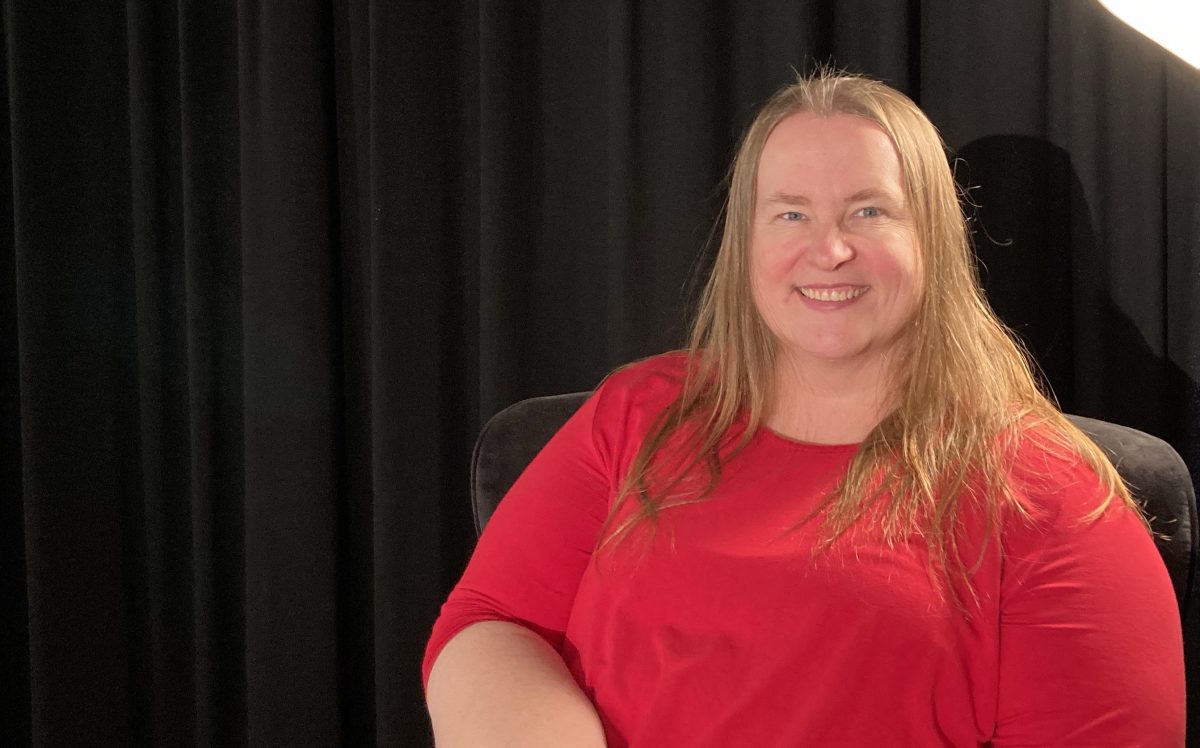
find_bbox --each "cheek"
[751,235,801,285]
[748,250,785,328]
[873,235,921,300]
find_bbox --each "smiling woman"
[423,71,1185,747]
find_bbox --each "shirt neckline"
[751,421,862,454]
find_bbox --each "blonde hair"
[599,70,1149,610]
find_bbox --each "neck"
[764,353,898,445]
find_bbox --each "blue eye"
[780,211,805,221]
[858,206,881,218]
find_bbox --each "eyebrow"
[763,188,900,205]
[846,188,898,204]
[764,192,810,206]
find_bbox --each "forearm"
[425,620,607,747]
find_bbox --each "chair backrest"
[472,393,1197,614]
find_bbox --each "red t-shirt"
[423,353,1185,746]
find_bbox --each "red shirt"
[424,354,1185,746]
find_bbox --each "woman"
[423,72,1185,746]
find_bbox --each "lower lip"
[794,288,869,310]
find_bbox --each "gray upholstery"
[471,393,1197,615]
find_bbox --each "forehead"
[755,113,905,198]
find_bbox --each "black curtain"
[2,1,1197,745]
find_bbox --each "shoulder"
[1007,425,1100,511]
[998,418,1150,559]
[1003,421,1116,522]
[594,350,693,412]
[603,349,693,387]
[584,351,693,466]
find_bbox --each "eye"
[778,211,805,222]
[856,206,883,218]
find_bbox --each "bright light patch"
[1097,1,1200,69]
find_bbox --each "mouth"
[795,285,869,302]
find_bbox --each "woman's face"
[749,112,923,373]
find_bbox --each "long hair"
[598,70,1149,610]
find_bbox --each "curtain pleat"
[176,0,246,742]
[9,2,141,743]
[1,0,1197,745]
[0,3,28,741]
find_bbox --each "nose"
[807,223,855,270]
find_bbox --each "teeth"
[798,286,867,302]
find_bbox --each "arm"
[423,363,666,745]
[991,460,1186,746]
[426,620,606,747]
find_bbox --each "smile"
[796,286,869,302]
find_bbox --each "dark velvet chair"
[470,392,1198,735]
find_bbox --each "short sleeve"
[991,453,1186,746]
